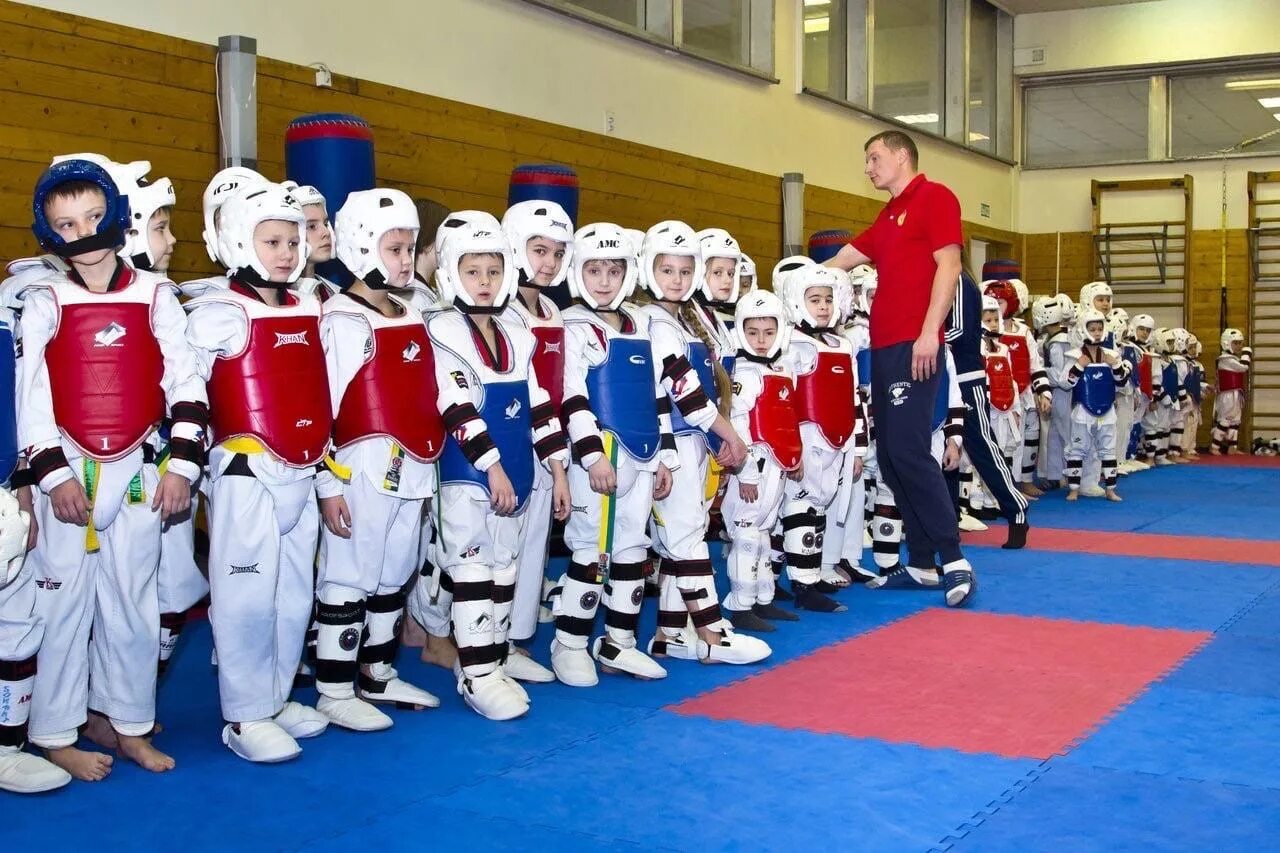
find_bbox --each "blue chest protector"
[1073,363,1116,417]
[932,359,951,433]
[1161,361,1179,400]
[439,378,534,512]
[1187,363,1203,404]
[1122,344,1141,389]
[856,347,872,388]
[0,322,15,486]
[668,340,723,453]
[586,337,660,462]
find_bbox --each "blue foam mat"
[9,461,1280,851]
[1065,684,1280,789]
[951,762,1280,852]
[947,546,1275,631]
[1163,633,1280,699]
[1026,466,1280,539]
[428,712,1037,853]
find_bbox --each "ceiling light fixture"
[893,113,940,125]
[804,16,829,33]
[1226,79,1280,90]
[1259,97,1280,109]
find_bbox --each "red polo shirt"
[850,173,963,349]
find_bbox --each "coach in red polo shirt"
[828,130,976,607]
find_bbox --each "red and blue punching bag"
[508,164,579,307]
[982,259,1020,281]
[807,229,851,264]
[508,164,579,227]
[285,113,375,285]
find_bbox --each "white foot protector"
[360,663,441,709]
[504,646,556,683]
[550,640,598,688]
[592,636,667,680]
[457,671,529,721]
[316,695,393,732]
[222,720,301,763]
[273,701,329,739]
[958,512,988,532]
[0,747,72,793]
[1080,485,1106,497]
[649,628,771,665]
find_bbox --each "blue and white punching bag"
[807,229,851,264]
[508,164,580,307]
[285,113,375,285]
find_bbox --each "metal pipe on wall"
[217,35,258,169]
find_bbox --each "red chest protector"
[43,274,166,461]
[748,370,802,470]
[332,299,446,462]
[205,291,332,467]
[1138,352,1153,397]
[999,332,1032,392]
[794,337,857,449]
[984,351,1018,412]
[514,297,565,412]
[1218,368,1246,393]
[530,325,565,412]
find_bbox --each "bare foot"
[400,611,428,649]
[1105,488,1123,502]
[82,713,119,750]
[1018,482,1044,498]
[1065,490,1079,502]
[419,633,458,669]
[116,734,175,773]
[46,745,113,782]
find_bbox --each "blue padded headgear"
[32,158,130,258]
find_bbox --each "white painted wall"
[1014,0,1280,233]
[21,0,1017,229]
[1019,157,1280,233]
[1014,0,1280,76]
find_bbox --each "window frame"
[1020,54,1280,170]
[799,0,1016,166]
[521,0,779,82]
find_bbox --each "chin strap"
[229,267,292,290]
[47,226,124,260]
[738,348,778,365]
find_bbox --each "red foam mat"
[961,526,1280,565]
[1191,455,1280,467]
[671,610,1208,759]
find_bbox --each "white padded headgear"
[334,188,419,287]
[1079,280,1113,308]
[435,219,518,311]
[696,227,743,305]
[1078,307,1107,345]
[51,153,176,272]
[783,264,842,329]
[640,220,703,302]
[1220,327,1244,351]
[738,253,757,292]
[566,222,637,311]
[202,166,268,263]
[734,288,790,360]
[215,182,308,283]
[502,200,574,288]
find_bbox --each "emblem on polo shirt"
[897,212,907,226]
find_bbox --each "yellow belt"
[220,437,351,481]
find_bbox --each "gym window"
[522,0,776,79]
[1022,61,1280,168]
[801,0,1014,162]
